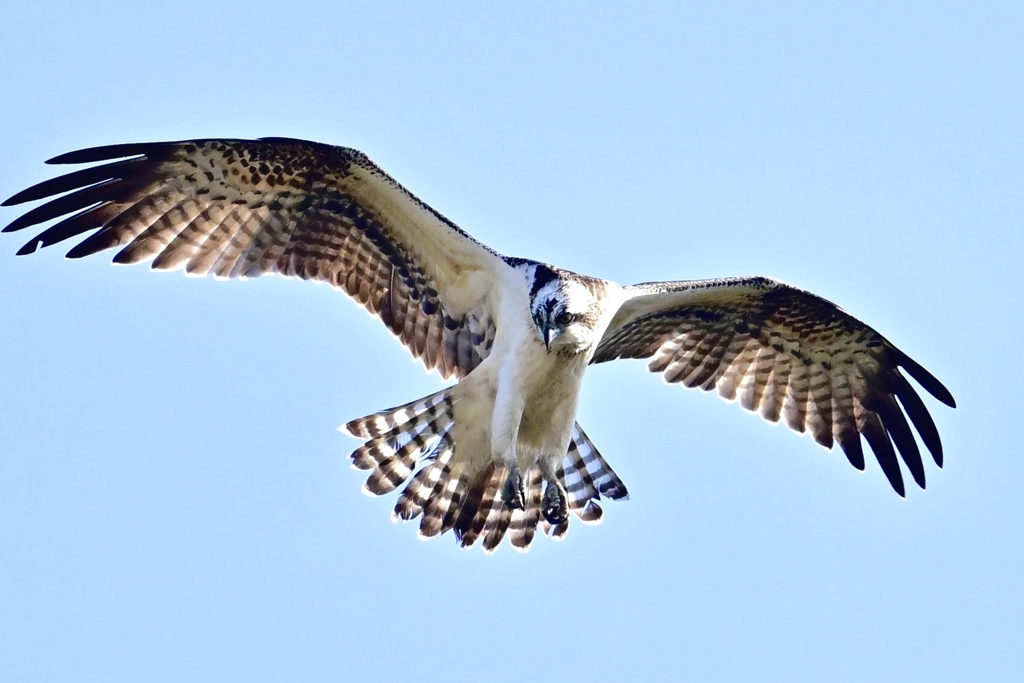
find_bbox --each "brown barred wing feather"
[2,137,507,378]
[592,276,955,495]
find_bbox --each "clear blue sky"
[1,2,1020,681]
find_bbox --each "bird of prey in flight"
[2,137,955,553]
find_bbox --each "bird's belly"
[515,350,586,459]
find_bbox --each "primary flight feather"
[2,137,955,553]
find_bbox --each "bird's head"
[528,265,602,354]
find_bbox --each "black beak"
[542,323,552,351]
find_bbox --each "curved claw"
[500,464,526,511]
[542,478,568,525]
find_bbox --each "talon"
[542,478,568,525]
[501,465,526,510]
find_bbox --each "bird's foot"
[542,478,568,526]
[500,464,526,511]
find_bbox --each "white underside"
[443,268,601,482]
[446,336,588,482]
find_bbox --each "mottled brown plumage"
[3,136,955,553]
[4,138,497,379]
[593,277,955,495]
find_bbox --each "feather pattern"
[3,138,955,554]
[2,137,507,379]
[346,392,629,551]
[593,276,955,495]
[561,423,629,523]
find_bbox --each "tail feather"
[420,473,468,539]
[463,464,517,553]
[540,516,570,540]
[392,437,452,522]
[575,499,604,525]
[481,504,512,554]
[438,476,469,536]
[349,391,454,496]
[565,424,629,503]
[362,451,418,496]
[417,468,456,538]
[454,463,508,550]
[346,393,629,552]
[551,423,628,532]
[344,389,450,439]
[350,410,452,471]
[452,464,492,545]
[354,416,453,492]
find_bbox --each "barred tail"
[560,423,630,522]
[344,388,452,440]
[534,423,630,541]
[345,395,628,553]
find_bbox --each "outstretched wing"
[592,276,955,495]
[2,138,509,378]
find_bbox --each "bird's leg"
[541,474,568,526]
[492,381,527,511]
[500,462,526,510]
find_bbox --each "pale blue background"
[1,2,1020,681]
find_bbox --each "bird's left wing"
[3,137,510,378]
[591,276,955,495]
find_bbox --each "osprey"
[2,137,955,553]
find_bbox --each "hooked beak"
[541,322,552,351]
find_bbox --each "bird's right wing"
[592,276,955,495]
[3,137,511,378]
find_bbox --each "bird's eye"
[555,311,573,326]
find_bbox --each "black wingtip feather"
[46,143,158,165]
[876,395,926,489]
[22,208,112,257]
[893,347,956,408]
[257,136,321,146]
[891,372,945,467]
[15,239,41,256]
[861,412,906,497]
[838,435,866,471]
[2,159,144,207]
[2,180,119,234]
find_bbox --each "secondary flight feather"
[2,137,955,553]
